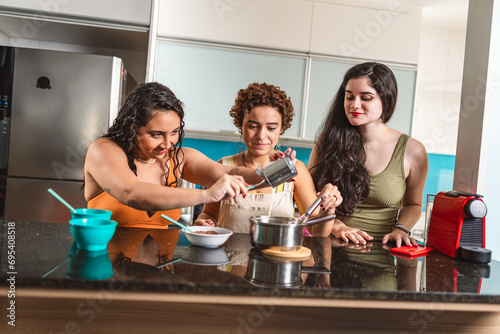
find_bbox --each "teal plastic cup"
[69,218,118,251]
[71,208,112,220]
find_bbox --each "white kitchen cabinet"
[157,0,313,52]
[156,0,421,63]
[0,0,151,26]
[309,2,422,64]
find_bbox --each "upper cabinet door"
[309,2,422,64]
[157,0,313,52]
[0,0,152,26]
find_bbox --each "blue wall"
[184,138,456,211]
[425,153,455,209]
[183,138,313,164]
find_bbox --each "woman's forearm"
[396,204,423,230]
[181,148,263,187]
[119,183,211,211]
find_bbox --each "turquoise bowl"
[69,218,118,251]
[71,208,112,220]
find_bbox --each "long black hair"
[310,62,398,217]
[104,82,186,186]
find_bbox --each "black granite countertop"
[1,221,499,304]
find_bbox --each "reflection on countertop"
[1,221,499,304]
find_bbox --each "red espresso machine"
[427,191,491,263]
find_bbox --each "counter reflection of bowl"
[69,218,117,251]
[71,208,112,220]
[182,226,233,248]
[66,242,113,281]
[181,245,230,266]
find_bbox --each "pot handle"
[304,193,324,217]
[304,213,336,226]
[301,266,331,274]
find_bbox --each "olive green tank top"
[343,134,409,240]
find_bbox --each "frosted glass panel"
[156,42,306,137]
[306,59,416,139]
[306,60,352,139]
[389,67,417,135]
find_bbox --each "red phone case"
[390,245,433,258]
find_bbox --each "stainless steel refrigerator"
[0,46,126,223]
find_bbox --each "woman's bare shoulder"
[89,137,115,150]
[88,137,123,155]
[405,136,428,173]
[406,136,427,159]
[86,138,129,167]
[294,158,307,170]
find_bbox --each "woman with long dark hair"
[84,82,269,228]
[309,62,428,247]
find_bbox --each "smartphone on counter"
[390,245,433,258]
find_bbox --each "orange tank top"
[88,159,181,229]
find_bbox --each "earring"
[238,133,245,154]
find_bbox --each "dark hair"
[310,62,398,217]
[104,82,185,186]
[229,82,294,135]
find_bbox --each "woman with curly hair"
[309,62,428,247]
[84,82,269,228]
[195,82,342,236]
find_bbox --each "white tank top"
[218,156,295,233]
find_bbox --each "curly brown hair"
[229,82,294,134]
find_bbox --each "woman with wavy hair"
[195,82,342,236]
[309,62,428,246]
[84,82,268,228]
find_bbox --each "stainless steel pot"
[255,155,297,188]
[244,248,330,288]
[249,214,336,250]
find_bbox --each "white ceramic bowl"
[182,226,233,248]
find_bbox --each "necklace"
[136,157,156,164]
[241,151,248,167]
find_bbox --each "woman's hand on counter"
[381,229,419,248]
[331,219,373,244]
